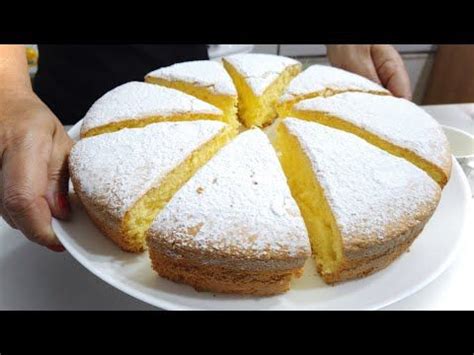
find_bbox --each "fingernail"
[48,244,66,252]
[56,192,71,217]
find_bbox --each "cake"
[290,92,452,187]
[147,129,311,295]
[276,64,390,117]
[275,118,441,283]
[222,53,301,128]
[69,120,236,252]
[145,60,239,128]
[80,81,225,138]
[69,55,451,295]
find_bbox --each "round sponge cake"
[69,56,451,295]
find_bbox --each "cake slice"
[69,120,236,252]
[290,92,452,187]
[147,129,311,295]
[145,60,239,128]
[276,64,390,117]
[275,118,441,283]
[222,53,301,128]
[80,81,224,138]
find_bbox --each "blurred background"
[26,44,474,106]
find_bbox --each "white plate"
[53,120,472,310]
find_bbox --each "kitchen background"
[26,44,474,105]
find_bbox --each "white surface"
[0,104,473,310]
[443,126,474,157]
[423,104,474,135]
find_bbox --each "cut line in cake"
[276,64,390,117]
[147,129,311,295]
[80,81,226,138]
[289,92,452,187]
[70,120,236,252]
[275,118,441,283]
[222,53,302,128]
[145,60,239,128]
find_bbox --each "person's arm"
[0,45,73,252]
[326,45,412,100]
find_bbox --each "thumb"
[371,45,412,100]
[45,131,74,221]
[352,59,382,86]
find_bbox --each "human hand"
[326,45,412,100]
[0,89,73,251]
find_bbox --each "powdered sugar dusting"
[81,81,223,135]
[146,60,237,96]
[280,64,389,102]
[283,118,441,241]
[69,120,226,220]
[149,129,311,260]
[294,92,451,174]
[223,53,301,96]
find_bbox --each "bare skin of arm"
[326,45,412,100]
[0,45,73,252]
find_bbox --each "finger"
[0,202,17,229]
[2,133,64,252]
[329,45,382,85]
[0,179,17,228]
[371,45,412,100]
[347,59,382,85]
[45,129,74,221]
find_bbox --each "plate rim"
[54,120,473,310]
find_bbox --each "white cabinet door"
[280,45,326,56]
[252,45,278,54]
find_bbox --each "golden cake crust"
[72,178,143,252]
[148,240,305,296]
[323,201,436,283]
[147,230,309,272]
[341,188,440,260]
